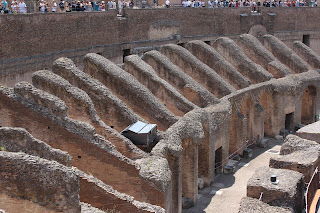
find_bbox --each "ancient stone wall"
[0,127,71,166]
[0,152,80,213]
[0,83,168,208]
[1,32,320,213]
[1,8,320,86]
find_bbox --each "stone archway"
[301,85,317,124]
[248,24,267,38]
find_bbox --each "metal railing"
[305,167,319,213]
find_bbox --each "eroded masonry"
[1,32,320,213]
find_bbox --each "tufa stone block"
[247,167,304,212]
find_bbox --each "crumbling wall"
[212,37,273,84]
[32,70,145,160]
[296,121,320,143]
[292,41,320,69]
[84,53,178,131]
[124,55,196,116]
[142,50,217,107]
[270,150,320,182]
[0,151,80,213]
[247,167,304,212]
[239,197,294,213]
[0,84,168,208]
[161,44,235,98]
[263,35,312,73]
[151,99,231,212]
[0,127,71,166]
[280,134,320,155]
[51,58,145,132]
[237,34,292,78]
[186,40,251,90]
[76,170,167,213]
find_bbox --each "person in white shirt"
[11,1,18,13]
[186,0,191,6]
[107,0,112,8]
[18,0,27,13]
[39,0,45,12]
[112,0,116,9]
[207,0,212,7]
[182,0,186,6]
[165,0,170,7]
[118,0,122,14]
[52,1,57,12]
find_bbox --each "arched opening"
[301,85,317,124]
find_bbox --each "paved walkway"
[183,138,283,213]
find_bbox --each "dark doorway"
[285,112,294,131]
[123,49,131,63]
[204,41,211,45]
[178,43,185,48]
[303,35,310,47]
[215,147,223,174]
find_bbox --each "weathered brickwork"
[1,29,320,213]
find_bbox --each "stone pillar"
[198,121,213,186]
[253,103,264,142]
[182,138,198,207]
[229,106,247,156]
[167,154,182,213]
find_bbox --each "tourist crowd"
[0,0,27,13]
[0,0,318,14]
[180,0,318,8]
[0,0,136,13]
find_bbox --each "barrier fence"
[306,167,319,213]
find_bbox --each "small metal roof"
[140,124,157,134]
[127,121,156,134]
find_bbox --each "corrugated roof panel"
[140,124,157,134]
[128,121,147,133]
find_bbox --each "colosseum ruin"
[1,7,320,213]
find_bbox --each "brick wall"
[1,8,320,85]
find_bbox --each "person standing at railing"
[11,1,18,14]
[59,0,65,11]
[101,1,105,11]
[84,1,91,11]
[207,0,212,7]
[118,0,122,14]
[165,0,170,7]
[39,0,45,12]
[19,0,27,13]
[2,0,8,13]
[52,1,57,12]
